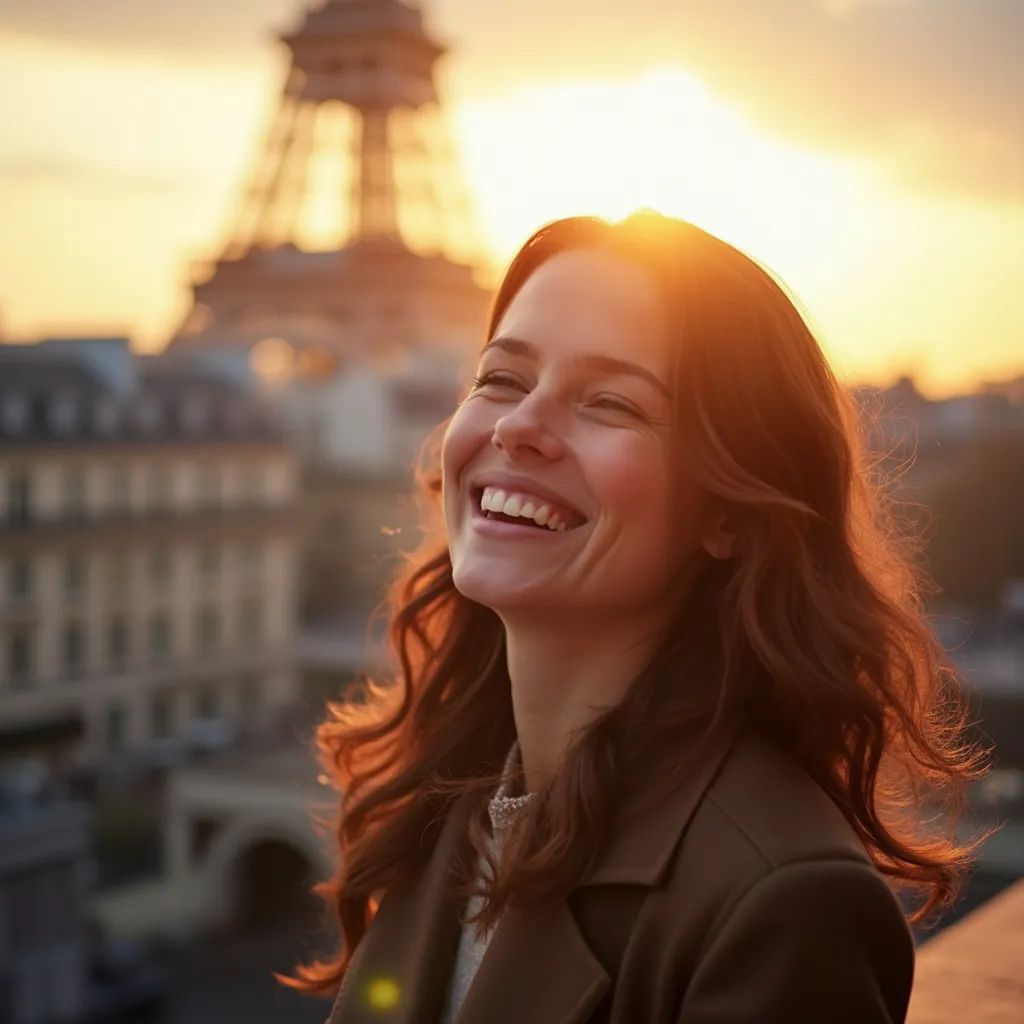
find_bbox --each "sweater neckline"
[488,739,533,833]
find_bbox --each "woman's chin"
[451,569,559,613]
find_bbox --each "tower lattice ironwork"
[169,0,491,370]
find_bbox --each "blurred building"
[0,338,301,782]
[278,348,461,474]
[854,374,1024,491]
[853,374,1024,916]
[0,724,91,1024]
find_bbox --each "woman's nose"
[490,394,565,460]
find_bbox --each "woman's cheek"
[588,437,666,513]
[442,405,485,469]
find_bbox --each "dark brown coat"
[326,722,916,1023]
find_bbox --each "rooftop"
[0,338,285,446]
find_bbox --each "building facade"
[0,339,300,778]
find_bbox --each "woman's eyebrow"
[481,335,670,399]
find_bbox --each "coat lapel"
[453,900,610,1024]
[326,716,742,1024]
[325,793,474,1024]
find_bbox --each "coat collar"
[325,716,742,1024]
[583,715,741,886]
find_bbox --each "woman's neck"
[502,610,671,793]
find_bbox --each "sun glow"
[453,67,876,271]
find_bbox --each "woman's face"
[442,248,706,619]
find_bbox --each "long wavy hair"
[282,211,992,997]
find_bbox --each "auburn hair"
[281,211,992,996]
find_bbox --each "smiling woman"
[281,211,992,1024]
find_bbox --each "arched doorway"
[233,839,321,931]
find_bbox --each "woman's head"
[443,212,854,640]
[283,211,990,996]
[441,239,708,633]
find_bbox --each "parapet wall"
[908,878,1024,1023]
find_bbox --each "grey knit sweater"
[438,741,532,1024]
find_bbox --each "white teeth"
[478,485,574,531]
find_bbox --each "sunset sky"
[0,0,1020,395]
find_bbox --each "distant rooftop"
[853,375,1024,453]
[0,337,286,446]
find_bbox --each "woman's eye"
[590,397,638,416]
[471,372,520,390]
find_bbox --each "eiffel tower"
[168,0,492,375]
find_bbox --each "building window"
[196,683,219,720]
[149,613,172,662]
[148,548,173,590]
[63,466,87,520]
[150,692,174,740]
[197,465,221,509]
[238,675,262,715]
[108,614,129,669]
[63,622,86,677]
[9,557,32,601]
[49,395,79,434]
[106,553,131,602]
[239,468,262,505]
[7,469,32,528]
[8,627,33,687]
[134,398,163,433]
[225,401,249,434]
[63,554,87,600]
[94,398,119,434]
[108,465,132,514]
[198,544,220,579]
[106,702,128,752]
[196,607,221,654]
[180,396,208,433]
[1,394,30,434]
[146,465,174,512]
[239,597,262,643]
[238,542,263,579]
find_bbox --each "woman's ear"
[700,511,737,560]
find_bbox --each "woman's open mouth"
[468,485,585,536]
